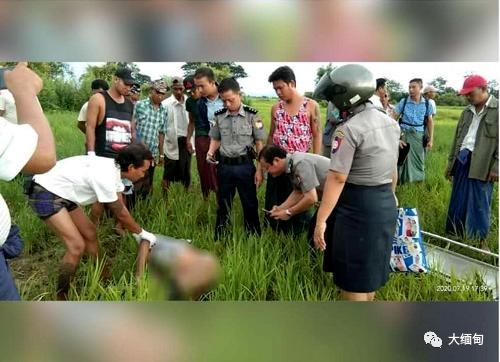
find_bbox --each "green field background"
[0,99,497,301]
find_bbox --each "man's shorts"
[27,183,78,220]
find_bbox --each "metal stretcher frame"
[422,231,499,299]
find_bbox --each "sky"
[70,62,498,97]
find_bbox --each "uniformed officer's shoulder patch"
[253,117,264,129]
[331,128,345,155]
[243,105,258,114]
[214,107,227,116]
[333,128,345,139]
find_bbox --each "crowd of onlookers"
[0,62,497,301]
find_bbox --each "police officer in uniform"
[257,144,330,248]
[207,78,265,240]
[313,64,400,301]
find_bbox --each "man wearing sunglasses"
[445,75,498,251]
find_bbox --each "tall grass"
[1,102,497,301]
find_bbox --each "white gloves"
[133,229,157,248]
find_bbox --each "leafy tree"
[430,76,447,93]
[488,79,499,98]
[0,62,76,111]
[79,62,118,84]
[427,76,466,106]
[0,62,70,79]
[79,62,150,86]
[160,75,173,86]
[437,93,467,107]
[430,77,455,94]
[386,79,405,102]
[315,63,335,85]
[181,62,247,81]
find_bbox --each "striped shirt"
[134,98,168,157]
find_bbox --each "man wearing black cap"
[85,67,136,228]
[127,83,141,106]
[86,67,136,159]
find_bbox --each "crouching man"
[258,145,330,246]
[27,144,157,300]
[136,234,220,300]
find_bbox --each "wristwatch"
[285,209,292,217]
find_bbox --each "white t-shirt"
[369,94,384,109]
[33,156,125,206]
[0,90,18,124]
[0,117,38,246]
[78,101,89,123]
[428,99,437,116]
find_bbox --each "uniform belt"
[220,155,252,165]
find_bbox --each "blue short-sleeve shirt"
[395,96,432,132]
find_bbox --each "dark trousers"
[195,136,218,197]
[163,137,192,189]
[306,207,334,249]
[0,253,20,300]
[264,173,312,235]
[215,161,261,239]
[446,149,494,240]
[0,225,23,300]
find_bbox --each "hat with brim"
[170,76,184,89]
[114,67,136,85]
[423,85,438,94]
[130,83,141,95]
[152,80,168,94]
[458,75,488,95]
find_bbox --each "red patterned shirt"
[272,98,312,153]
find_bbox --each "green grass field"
[1,100,497,301]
